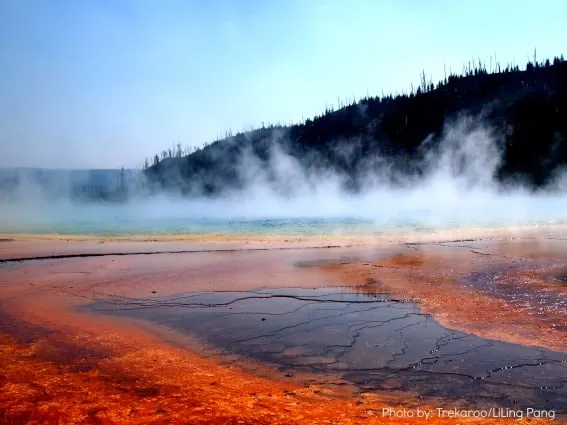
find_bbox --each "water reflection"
[85,287,567,411]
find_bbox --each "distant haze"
[0,0,565,169]
[3,117,567,236]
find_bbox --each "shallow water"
[2,211,566,237]
[85,287,567,411]
[3,190,567,236]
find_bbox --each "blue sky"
[1,0,565,169]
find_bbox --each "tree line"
[144,53,567,194]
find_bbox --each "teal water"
[1,199,566,236]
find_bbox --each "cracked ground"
[0,235,566,423]
[86,287,567,412]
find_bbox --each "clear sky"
[1,0,565,169]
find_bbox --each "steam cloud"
[1,116,566,236]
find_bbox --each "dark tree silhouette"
[145,56,567,195]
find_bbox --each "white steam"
[1,116,567,235]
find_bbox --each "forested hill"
[145,56,567,195]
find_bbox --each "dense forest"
[144,54,567,196]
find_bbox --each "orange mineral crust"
[0,296,510,425]
[0,235,565,424]
[0,300,557,425]
[321,243,567,353]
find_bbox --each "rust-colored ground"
[322,240,567,353]
[0,233,565,424]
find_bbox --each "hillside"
[146,57,567,195]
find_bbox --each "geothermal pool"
[3,191,567,236]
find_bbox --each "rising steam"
[1,116,566,235]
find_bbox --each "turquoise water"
[1,198,566,236]
[0,216,443,236]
